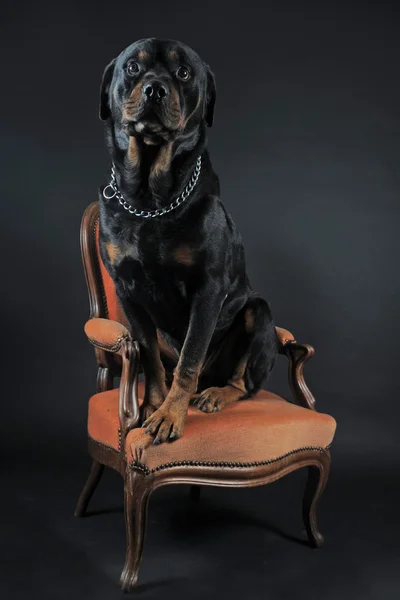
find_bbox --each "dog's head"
[100,38,216,145]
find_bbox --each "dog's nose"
[143,81,168,102]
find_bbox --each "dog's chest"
[109,224,202,309]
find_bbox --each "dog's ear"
[204,64,216,127]
[99,58,116,121]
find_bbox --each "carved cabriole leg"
[302,450,331,548]
[75,460,105,517]
[120,469,151,591]
[75,367,113,518]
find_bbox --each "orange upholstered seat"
[88,382,336,473]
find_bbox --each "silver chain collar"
[102,156,202,219]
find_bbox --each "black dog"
[98,38,279,444]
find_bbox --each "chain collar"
[102,156,202,219]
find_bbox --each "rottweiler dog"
[98,38,279,445]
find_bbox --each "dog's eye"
[176,66,191,81]
[126,60,139,76]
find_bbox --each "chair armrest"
[276,326,316,411]
[276,326,296,346]
[84,318,131,352]
[84,318,141,440]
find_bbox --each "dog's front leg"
[143,287,226,444]
[117,297,169,421]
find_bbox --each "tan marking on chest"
[105,238,139,266]
[244,309,255,332]
[105,242,122,266]
[172,244,195,266]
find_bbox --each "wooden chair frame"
[75,202,331,591]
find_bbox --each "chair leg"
[302,452,331,548]
[75,459,105,518]
[120,469,151,592]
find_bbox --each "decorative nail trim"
[118,427,122,452]
[88,435,122,455]
[87,334,130,353]
[128,445,331,477]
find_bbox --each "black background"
[1,1,399,598]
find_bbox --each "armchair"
[75,202,336,591]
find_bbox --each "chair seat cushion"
[88,383,336,471]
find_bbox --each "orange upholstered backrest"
[81,201,129,328]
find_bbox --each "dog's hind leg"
[194,295,279,413]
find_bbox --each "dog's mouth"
[123,101,182,145]
[125,114,171,145]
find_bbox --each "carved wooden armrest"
[276,326,316,411]
[84,318,141,440]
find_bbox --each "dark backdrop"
[1,1,399,599]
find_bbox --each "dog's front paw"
[194,386,241,413]
[142,402,187,444]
